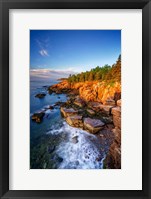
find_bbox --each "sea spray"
[47,122,104,169]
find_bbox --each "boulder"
[71,136,79,144]
[49,105,54,110]
[60,107,78,118]
[111,106,121,117]
[66,115,83,128]
[84,118,105,133]
[113,117,121,129]
[117,99,121,107]
[111,107,121,129]
[88,102,102,111]
[32,112,45,123]
[100,104,113,115]
[35,93,46,98]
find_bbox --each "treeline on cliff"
[68,55,121,83]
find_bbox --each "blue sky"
[30,30,121,72]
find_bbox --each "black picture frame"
[0,0,150,198]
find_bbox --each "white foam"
[53,122,104,169]
[45,109,51,114]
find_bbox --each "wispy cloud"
[39,49,49,57]
[36,39,49,57]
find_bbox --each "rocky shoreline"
[32,80,121,169]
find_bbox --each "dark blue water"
[30,77,67,139]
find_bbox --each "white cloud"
[30,69,76,80]
[39,49,49,57]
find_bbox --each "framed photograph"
[0,0,150,198]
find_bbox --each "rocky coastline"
[32,79,121,169]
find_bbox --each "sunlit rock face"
[49,80,121,105]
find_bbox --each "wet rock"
[49,105,54,110]
[84,118,105,134]
[71,136,78,144]
[57,156,63,163]
[43,162,47,169]
[32,112,45,123]
[85,155,89,159]
[60,107,78,118]
[54,101,64,107]
[48,89,53,94]
[66,115,83,128]
[35,93,46,98]
[87,109,95,115]
[96,156,102,162]
[47,145,55,153]
[102,116,113,124]
[56,90,62,94]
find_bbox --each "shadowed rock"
[54,101,65,107]
[74,97,86,107]
[87,109,95,115]
[88,102,102,111]
[49,105,54,110]
[35,93,46,98]
[114,92,121,103]
[104,99,116,106]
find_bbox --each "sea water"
[30,75,106,169]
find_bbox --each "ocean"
[30,72,105,169]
